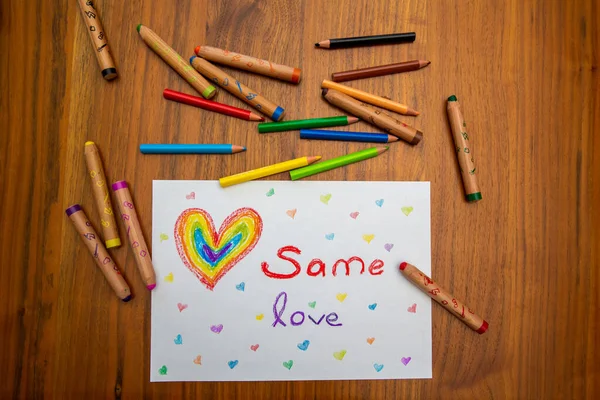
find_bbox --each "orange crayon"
[65,204,131,301]
[195,45,301,83]
[399,262,488,334]
[112,181,156,290]
[84,142,121,248]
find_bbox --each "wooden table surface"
[1,0,598,398]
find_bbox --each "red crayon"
[399,262,488,334]
[163,89,264,121]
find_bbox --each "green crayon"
[258,116,359,133]
[290,147,389,180]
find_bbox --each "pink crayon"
[65,204,132,301]
[111,181,157,290]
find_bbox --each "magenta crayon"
[65,204,132,301]
[111,181,157,290]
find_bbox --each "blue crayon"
[299,129,398,143]
[140,144,246,154]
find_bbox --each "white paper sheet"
[151,180,432,381]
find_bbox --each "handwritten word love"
[272,291,342,328]
[261,246,384,279]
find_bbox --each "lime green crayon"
[258,115,359,133]
[290,147,389,180]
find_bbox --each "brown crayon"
[84,142,121,248]
[76,0,117,80]
[65,204,131,301]
[399,262,488,334]
[332,60,430,82]
[322,88,422,145]
[195,45,301,83]
[112,181,156,290]
[447,95,482,202]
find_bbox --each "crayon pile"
[73,9,486,330]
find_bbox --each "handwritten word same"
[261,246,384,279]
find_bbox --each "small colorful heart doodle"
[286,209,297,219]
[349,211,359,219]
[407,303,417,313]
[362,234,375,244]
[210,324,223,334]
[250,344,259,351]
[375,199,384,207]
[384,243,394,252]
[186,192,195,200]
[325,233,335,240]
[368,303,377,310]
[174,334,182,345]
[401,357,412,366]
[159,233,169,242]
[158,365,167,375]
[193,355,202,365]
[401,206,414,216]
[256,313,264,320]
[333,350,347,361]
[266,188,275,197]
[228,360,239,369]
[174,208,263,290]
[336,293,347,302]
[235,282,245,291]
[308,301,316,308]
[366,337,375,345]
[373,363,384,372]
[297,340,310,351]
[282,360,294,370]
[320,193,332,205]
[164,272,174,283]
[177,303,188,312]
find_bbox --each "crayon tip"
[321,88,329,96]
[147,283,156,291]
[122,294,132,302]
[314,43,320,47]
[85,141,95,146]
[448,95,457,102]
[411,130,423,145]
[477,320,489,334]
[399,262,407,271]
[136,24,142,33]
[194,46,200,55]
[189,55,197,64]
[347,116,360,124]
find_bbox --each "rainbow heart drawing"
[174,208,263,290]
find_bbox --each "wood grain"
[1,0,598,398]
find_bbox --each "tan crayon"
[65,204,132,301]
[136,24,216,99]
[190,56,285,121]
[195,45,301,84]
[322,88,422,145]
[447,95,482,202]
[112,181,156,291]
[76,0,117,80]
[84,141,121,248]
[399,262,488,334]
